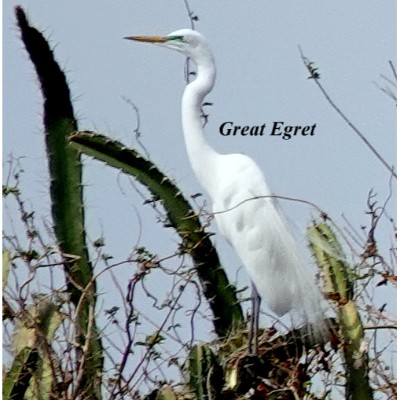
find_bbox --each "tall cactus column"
[16,7,103,398]
[308,222,373,400]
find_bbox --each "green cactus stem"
[185,344,223,399]
[3,296,62,400]
[69,131,244,338]
[16,7,103,398]
[308,222,373,400]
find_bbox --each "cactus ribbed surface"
[16,7,103,398]
[3,296,62,400]
[308,222,373,400]
[185,344,223,399]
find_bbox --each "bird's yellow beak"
[124,36,168,43]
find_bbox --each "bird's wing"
[212,154,319,318]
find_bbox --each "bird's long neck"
[181,53,219,196]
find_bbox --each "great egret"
[125,29,326,350]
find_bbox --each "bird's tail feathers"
[291,281,334,345]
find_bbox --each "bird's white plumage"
[211,153,319,319]
[212,153,294,316]
[128,29,326,331]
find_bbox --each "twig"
[389,60,396,79]
[298,46,396,179]
[122,96,151,160]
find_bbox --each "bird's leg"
[248,282,261,356]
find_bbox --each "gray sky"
[3,0,396,393]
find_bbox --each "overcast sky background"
[3,0,396,392]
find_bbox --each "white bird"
[125,29,326,348]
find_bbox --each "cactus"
[3,251,10,290]
[16,7,103,398]
[69,131,244,337]
[308,221,373,400]
[3,295,62,400]
[184,344,223,400]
